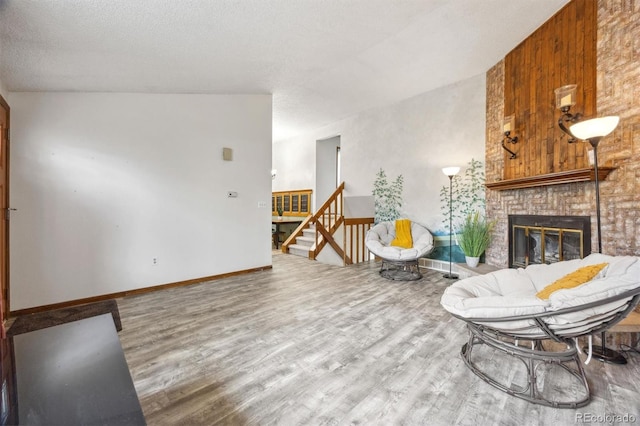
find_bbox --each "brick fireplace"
[484,1,640,269]
[483,1,640,341]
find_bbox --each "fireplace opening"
[508,215,591,268]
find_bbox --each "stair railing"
[309,182,346,260]
[281,182,373,265]
[281,215,313,253]
[281,183,345,257]
[343,217,374,264]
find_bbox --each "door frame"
[0,94,10,327]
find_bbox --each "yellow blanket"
[391,219,413,249]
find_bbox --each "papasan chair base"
[461,322,590,408]
[379,258,422,281]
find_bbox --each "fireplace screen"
[509,215,590,268]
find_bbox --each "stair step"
[295,236,314,247]
[289,244,311,258]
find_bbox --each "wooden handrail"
[310,182,344,259]
[281,215,313,253]
[281,182,373,265]
[313,182,345,221]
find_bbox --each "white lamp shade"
[442,167,460,177]
[570,116,620,140]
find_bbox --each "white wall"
[0,40,7,99]
[272,138,315,191]
[0,78,7,100]
[9,92,272,310]
[273,73,486,233]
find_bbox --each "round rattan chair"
[365,221,434,281]
[440,254,640,408]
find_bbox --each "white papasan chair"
[365,221,434,280]
[440,253,640,408]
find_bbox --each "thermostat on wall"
[222,147,233,161]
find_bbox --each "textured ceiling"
[0,0,568,141]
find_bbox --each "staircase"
[281,183,374,266]
[288,223,316,257]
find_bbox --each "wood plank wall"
[503,0,596,180]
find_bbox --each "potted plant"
[277,206,283,220]
[458,211,496,267]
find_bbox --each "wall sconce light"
[501,115,518,159]
[271,169,277,180]
[555,84,582,142]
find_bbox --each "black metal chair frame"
[450,288,640,408]
[379,258,422,281]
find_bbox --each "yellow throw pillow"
[391,219,413,249]
[536,263,608,300]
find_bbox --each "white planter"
[465,256,480,268]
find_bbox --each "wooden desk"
[272,217,304,248]
[11,314,145,425]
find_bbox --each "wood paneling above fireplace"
[491,0,599,189]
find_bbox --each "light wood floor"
[117,252,640,425]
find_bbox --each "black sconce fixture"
[501,114,518,159]
[555,84,582,142]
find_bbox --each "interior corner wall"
[0,40,6,99]
[9,92,272,311]
[0,76,7,100]
[273,73,486,233]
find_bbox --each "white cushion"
[365,221,434,261]
[440,254,640,337]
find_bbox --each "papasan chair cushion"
[365,220,434,280]
[365,220,434,261]
[440,253,640,337]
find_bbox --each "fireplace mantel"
[486,167,616,191]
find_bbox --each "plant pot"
[465,256,480,268]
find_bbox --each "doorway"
[0,95,9,330]
[315,135,341,206]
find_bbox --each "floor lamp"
[570,116,623,364]
[442,167,460,279]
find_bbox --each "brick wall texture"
[485,0,640,269]
[485,1,640,336]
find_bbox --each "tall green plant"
[372,168,403,223]
[458,211,496,257]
